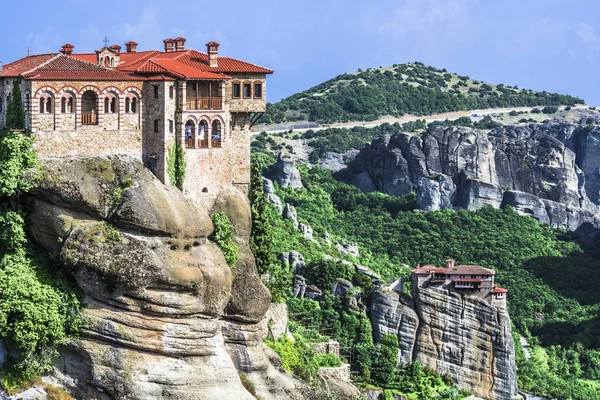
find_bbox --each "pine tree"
[5,80,26,132]
[249,153,274,275]
[166,140,186,191]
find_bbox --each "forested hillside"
[259,62,584,124]
[252,153,600,400]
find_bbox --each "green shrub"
[316,353,342,368]
[210,212,238,267]
[166,141,186,190]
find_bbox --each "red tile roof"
[411,264,495,276]
[0,54,57,77]
[2,45,272,82]
[491,285,508,294]
[19,54,144,81]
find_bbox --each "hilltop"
[259,62,584,125]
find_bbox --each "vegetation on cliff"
[251,153,600,399]
[259,62,583,124]
[4,81,25,133]
[0,132,83,389]
[209,212,238,266]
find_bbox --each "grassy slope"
[260,62,584,125]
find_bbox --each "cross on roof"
[102,36,110,47]
[26,47,31,57]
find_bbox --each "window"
[154,119,159,133]
[254,82,262,98]
[153,85,159,99]
[232,83,241,98]
[131,97,137,113]
[61,97,66,113]
[169,119,173,133]
[243,83,251,98]
[169,86,174,99]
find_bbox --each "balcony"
[81,111,97,125]
[186,97,222,111]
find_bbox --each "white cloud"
[576,22,600,48]
[379,0,472,37]
[121,7,165,50]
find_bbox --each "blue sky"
[3,0,599,105]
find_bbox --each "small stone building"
[0,39,273,208]
[411,259,508,308]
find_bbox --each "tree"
[249,153,274,275]
[166,140,186,190]
[5,80,25,132]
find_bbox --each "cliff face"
[370,285,518,400]
[27,156,311,400]
[341,123,600,235]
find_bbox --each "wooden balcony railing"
[199,139,209,148]
[81,111,97,125]
[211,138,222,148]
[186,97,222,110]
[185,138,195,149]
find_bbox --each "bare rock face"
[412,284,518,400]
[266,153,303,189]
[369,282,518,399]
[27,156,307,400]
[341,124,600,233]
[369,290,418,365]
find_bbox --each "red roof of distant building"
[491,285,508,294]
[411,264,495,276]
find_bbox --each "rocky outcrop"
[283,203,298,228]
[27,156,312,400]
[413,284,518,400]
[265,153,303,189]
[341,123,600,233]
[369,283,518,400]
[263,177,283,214]
[369,290,418,365]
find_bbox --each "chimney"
[109,44,122,55]
[445,259,455,269]
[206,41,219,67]
[174,37,186,51]
[125,41,138,53]
[60,43,74,56]
[163,38,175,53]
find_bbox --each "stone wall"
[142,80,171,184]
[32,129,142,158]
[225,73,267,113]
[308,340,340,357]
[318,364,350,382]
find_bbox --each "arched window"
[211,119,222,148]
[110,97,116,113]
[61,97,66,113]
[39,94,54,114]
[202,187,208,193]
[185,120,196,148]
[46,97,52,113]
[131,97,137,113]
[104,97,110,113]
[68,97,74,113]
[125,98,130,113]
[39,98,45,113]
[199,120,209,148]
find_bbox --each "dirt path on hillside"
[254,105,585,134]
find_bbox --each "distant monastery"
[0,38,273,206]
[411,259,508,309]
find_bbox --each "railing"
[199,139,209,148]
[81,111,97,125]
[186,97,222,110]
[185,138,195,148]
[211,138,222,148]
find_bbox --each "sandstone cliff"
[26,156,315,400]
[370,285,518,400]
[340,123,600,235]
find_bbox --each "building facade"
[0,38,273,207]
[411,259,508,309]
